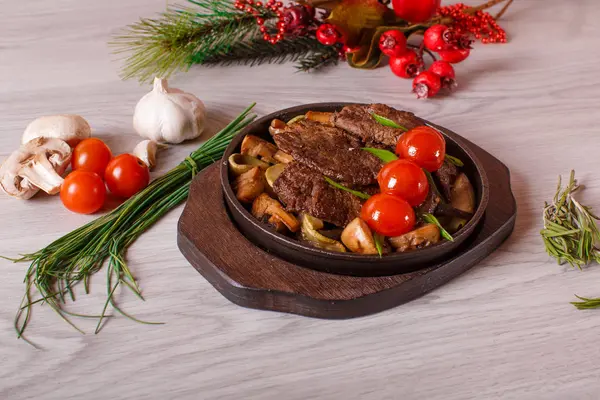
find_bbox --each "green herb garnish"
[374,233,384,258]
[362,148,398,163]
[8,104,257,341]
[541,170,600,269]
[323,177,371,200]
[446,155,464,167]
[371,113,408,131]
[422,213,454,242]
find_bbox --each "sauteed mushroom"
[269,119,287,136]
[228,153,270,176]
[448,173,475,232]
[233,167,265,203]
[341,218,378,255]
[252,193,300,232]
[389,224,440,252]
[241,135,279,163]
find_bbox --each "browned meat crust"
[272,163,363,227]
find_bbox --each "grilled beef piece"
[272,119,382,186]
[272,163,362,227]
[416,188,441,215]
[331,103,422,148]
[435,160,459,201]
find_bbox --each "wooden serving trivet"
[177,138,516,319]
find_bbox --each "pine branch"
[112,0,276,82]
[199,36,338,69]
[295,45,341,72]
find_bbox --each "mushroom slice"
[241,135,278,163]
[448,173,475,232]
[133,140,167,170]
[233,167,266,203]
[0,137,72,199]
[389,223,440,252]
[22,114,91,147]
[451,173,475,213]
[228,154,270,176]
[251,193,300,232]
[341,218,378,255]
[269,119,287,136]
[300,214,346,252]
[273,150,293,164]
[305,111,334,126]
[265,163,287,188]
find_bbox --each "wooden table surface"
[2,0,600,399]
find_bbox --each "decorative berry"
[423,25,454,52]
[438,48,470,64]
[412,71,442,99]
[389,50,422,79]
[316,23,343,46]
[378,30,407,58]
[429,61,456,90]
[282,4,314,33]
[392,0,441,23]
[437,3,507,44]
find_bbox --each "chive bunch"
[10,104,256,339]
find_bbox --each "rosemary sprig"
[541,170,600,269]
[9,104,257,339]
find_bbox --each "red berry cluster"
[412,61,455,99]
[234,0,287,44]
[438,3,507,44]
[424,25,471,64]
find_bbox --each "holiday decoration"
[114,0,513,98]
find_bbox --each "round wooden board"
[177,132,516,319]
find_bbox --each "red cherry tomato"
[361,194,416,237]
[104,154,150,198]
[71,138,113,177]
[396,126,446,172]
[377,159,429,206]
[60,171,106,214]
[438,48,470,64]
[392,0,441,23]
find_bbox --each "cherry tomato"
[392,0,441,23]
[361,194,416,237]
[105,154,150,198]
[60,171,106,214]
[396,126,446,172]
[377,159,429,206]
[71,138,113,177]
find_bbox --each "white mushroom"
[341,218,378,254]
[0,137,72,199]
[389,223,440,252]
[22,115,91,147]
[132,140,167,170]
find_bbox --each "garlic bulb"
[133,77,206,144]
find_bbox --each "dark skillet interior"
[221,103,489,277]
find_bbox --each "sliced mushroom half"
[228,153,270,176]
[389,223,440,252]
[448,173,476,232]
[305,111,334,126]
[0,137,72,199]
[233,167,266,203]
[241,135,279,163]
[341,218,378,255]
[251,193,300,233]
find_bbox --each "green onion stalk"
[7,103,257,340]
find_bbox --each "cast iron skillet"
[221,103,489,276]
